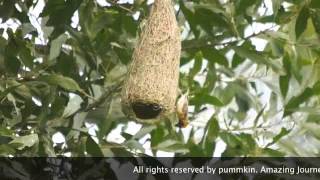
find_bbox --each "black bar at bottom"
[1,157,320,180]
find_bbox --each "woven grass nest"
[121,0,181,121]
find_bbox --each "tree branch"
[182,28,274,50]
[106,0,134,14]
[84,82,123,112]
[67,81,123,119]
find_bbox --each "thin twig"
[182,27,275,50]
[85,82,123,111]
[224,119,293,132]
[106,0,134,14]
[67,81,123,118]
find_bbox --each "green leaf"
[150,126,167,148]
[202,48,228,66]
[39,135,56,156]
[39,74,82,92]
[190,94,224,107]
[161,143,189,154]
[121,132,133,140]
[49,34,68,60]
[123,139,145,153]
[236,0,253,13]
[113,45,131,65]
[63,93,83,116]
[193,3,225,14]
[295,5,309,39]
[214,86,234,105]
[263,148,285,157]
[4,55,20,75]
[0,144,16,155]
[133,125,157,140]
[21,23,37,37]
[235,94,250,113]
[284,81,320,116]
[95,98,114,141]
[155,139,178,149]
[201,117,219,156]
[205,117,220,142]
[220,132,258,156]
[311,9,320,35]
[284,88,313,116]
[271,0,284,18]
[266,128,291,147]
[231,52,245,68]
[302,123,320,139]
[189,51,203,80]
[233,46,285,74]
[313,81,320,95]
[155,139,188,153]
[10,134,39,150]
[219,132,241,148]
[86,136,104,156]
[194,8,228,34]
[0,1,15,22]
[122,14,138,36]
[311,0,320,8]
[279,54,291,98]
[306,114,320,123]
[203,62,217,93]
[180,1,199,38]
[289,106,320,115]
[279,75,290,98]
[0,84,21,101]
[253,106,266,127]
[0,126,13,137]
[41,0,83,38]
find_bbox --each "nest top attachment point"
[121,0,181,121]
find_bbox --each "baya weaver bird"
[176,90,189,128]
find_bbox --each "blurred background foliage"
[0,0,320,157]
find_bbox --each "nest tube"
[121,0,181,121]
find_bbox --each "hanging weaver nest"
[121,0,181,121]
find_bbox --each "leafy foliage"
[0,0,320,157]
